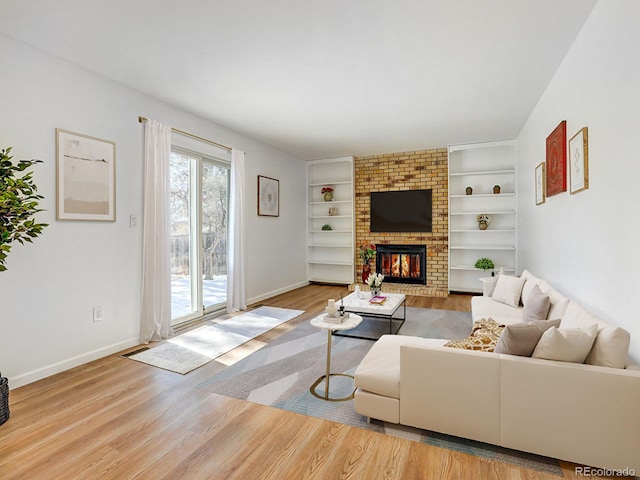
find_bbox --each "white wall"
[517,0,640,361]
[0,34,307,388]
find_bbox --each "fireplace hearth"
[376,244,427,285]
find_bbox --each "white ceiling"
[0,0,597,160]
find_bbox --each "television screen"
[370,189,432,232]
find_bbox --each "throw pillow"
[522,284,551,322]
[585,326,631,369]
[532,324,598,363]
[444,318,505,352]
[494,319,561,356]
[521,275,542,306]
[491,275,526,308]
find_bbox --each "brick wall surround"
[354,148,449,298]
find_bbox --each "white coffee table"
[333,291,406,340]
[310,313,363,402]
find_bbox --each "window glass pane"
[202,161,228,309]
[170,151,196,320]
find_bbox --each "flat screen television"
[370,189,432,232]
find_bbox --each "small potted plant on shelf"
[321,224,332,231]
[476,214,491,230]
[474,257,495,272]
[493,185,501,194]
[321,185,334,201]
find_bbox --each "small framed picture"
[569,127,589,194]
[257,175,279,217]
[535,162,546,205]
[56,129,116,221]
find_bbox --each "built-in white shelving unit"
[307,156,354,284]
[448,141,517,293]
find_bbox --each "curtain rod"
[138,116,232,152]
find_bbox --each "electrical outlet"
[93,306,104,322]
[129,214,137,228]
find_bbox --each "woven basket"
[0,374,9,426]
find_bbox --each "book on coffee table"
[369,295,387,305]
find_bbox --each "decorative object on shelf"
[366,272,385,297]
[321,224,332,231]
[546,120,567,197]
[476,214,491,230]
[56,128,116,221]
[321,185,334,202]
[257,175,279,216]
[569,127,589,195]
[535,162,546,205]
[328,207,339,216]
[0,147,48,272]
[493,185,501,194]
[465,186,473,195]
[474,257,495,272]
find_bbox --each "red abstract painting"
[546,121,567,197]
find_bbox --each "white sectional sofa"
[354,270,640,472]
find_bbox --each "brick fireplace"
[354,148,448,298]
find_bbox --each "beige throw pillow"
[491,275,526,308]
[522,284,551,322]
[532,324,598,363]
[494,319,561,357]
[585,326,631,369]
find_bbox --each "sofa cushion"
[483,275,499,297]
[494,319,561,356]
[492,275,526,308]
[561,301,608,330]
[471,296,523,322]
[538,281,570,320]
[532,324,598,363]
[585,326,631,369]
[354,335,447,398]
[522,285,551,322]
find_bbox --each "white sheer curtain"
[140,119,173,343]
[227,149,246,312]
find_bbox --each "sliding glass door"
[170,148,229,325]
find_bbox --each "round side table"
[310,313,363,402]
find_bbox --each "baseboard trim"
[9,337,140,390]
[247,281,309,306]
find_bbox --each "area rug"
[196,307,563,476]
[128,306,304,374]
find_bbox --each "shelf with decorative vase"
[307,157,354,284]
[448,140,517,293]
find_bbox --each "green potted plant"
[0,147,48,271]
[474,257,495,272]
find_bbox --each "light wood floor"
[0,284,620,479]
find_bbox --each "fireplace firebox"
[375,244,427,285]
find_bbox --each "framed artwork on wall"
[569,127,589,194]
[56,128,116,221]
[545,120,567,197]
[257,175,279,217]
[535,162,546,205]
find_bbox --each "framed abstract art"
[535,162,546,205]
[56,128,116,221]
[545,121,567,197]
[569,127,589,194]
[257,175,279,217]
